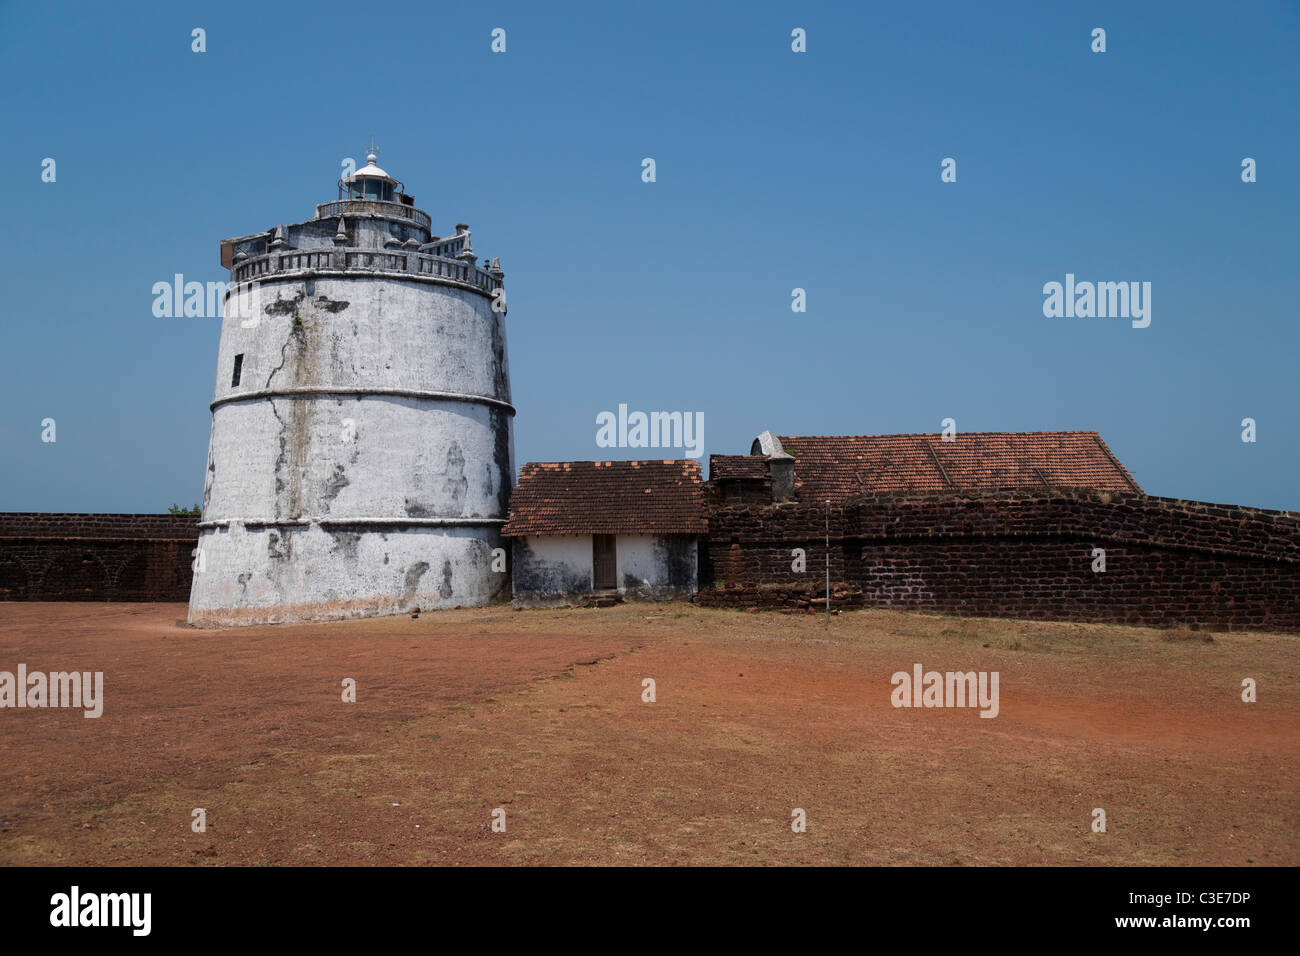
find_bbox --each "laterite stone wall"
[0,514,199,602]
[700,491,1300,631]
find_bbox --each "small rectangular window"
[231,353,244,387]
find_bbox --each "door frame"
[592,534,617,590]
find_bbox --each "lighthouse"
[188,146,514,626]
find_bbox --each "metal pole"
[825,499,831,624]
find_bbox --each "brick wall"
[0,513,199,602]
[700,491,1300,631]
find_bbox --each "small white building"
[503,460,705,607]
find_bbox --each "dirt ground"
[0,602,1295,866]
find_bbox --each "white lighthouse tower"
[188,146,514,626]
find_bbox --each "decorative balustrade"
[346,251,407,272]
[314,199,432,230]
[277,250,335,272]
[230,248,503,295]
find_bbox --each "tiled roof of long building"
[502,460,707,536]
[775,431,1142,503]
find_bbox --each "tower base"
[187,521,508,627]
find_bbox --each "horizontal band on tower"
[210,387,516,414]
[197,517,508,530]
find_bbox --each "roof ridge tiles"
[520,459,700,467]
[764,430,1136,502]
[779,430,1102,440]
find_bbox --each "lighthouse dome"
[343,148,404,202]
[350,152,390,180]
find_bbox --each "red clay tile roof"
[502,460,707,536]
[709,454,769,479]
[776,432,1141,503]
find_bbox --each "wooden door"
[592,534,617,590]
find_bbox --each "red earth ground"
[0,602,1295,865]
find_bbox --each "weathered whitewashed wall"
[510,535,592,607]
[616,535,697,600]
[512,533,697,606]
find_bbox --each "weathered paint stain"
[320,464,350,512]
[327,530,361,561]
[491,408,513,514]
[267,530,288,561]
[511,540,589,606]
[441,441,468,515]
[264,289,307,317]
[315,294,350,313]
[403,498,436,518]
[202,456,215,512]
[402,561,430,598]
[662,535,695,589]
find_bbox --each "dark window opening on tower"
[231,354,244,387]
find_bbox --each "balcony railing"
[230,248,503,295]
[315,199,431,231]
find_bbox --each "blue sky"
[1,0,1297,511]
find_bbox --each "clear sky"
[1,0,1297,512]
